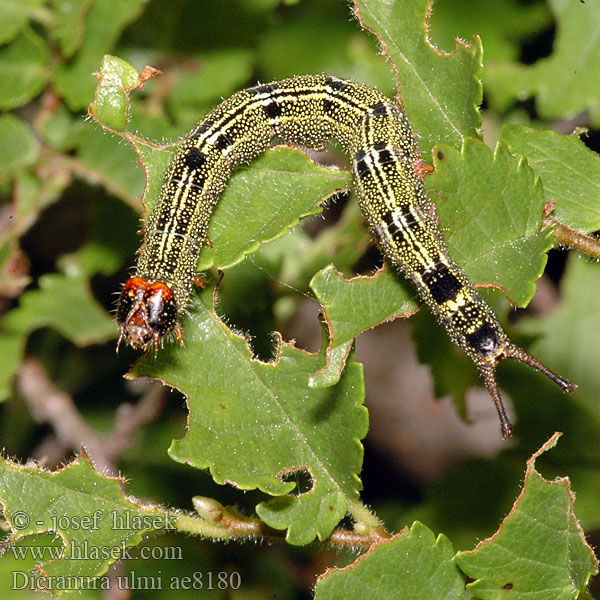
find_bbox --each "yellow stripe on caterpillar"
[115,74,577,438]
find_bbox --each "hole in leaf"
[279,467,314,496]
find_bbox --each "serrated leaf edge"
[0,451,167,581]
[310,264,420,384]
[456,432,599,592]
[351,0,483,143]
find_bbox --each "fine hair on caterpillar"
[115,74,577,438]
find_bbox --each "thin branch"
[16,358,165,473]
[17,358,114,473]
[103,380,165,462]
[543,201,600,259]
[175,496,390,548]
[173,509,389,549]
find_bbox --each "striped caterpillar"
[116,74,576,438]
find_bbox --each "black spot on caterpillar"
[116,74,577,438]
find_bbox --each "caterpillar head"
[116,277,183,352]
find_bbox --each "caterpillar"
[116,74,576,438]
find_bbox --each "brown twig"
[16,358,165,474]
[17,358,113,472]
[103,380,165,462]
[543,200,600,259]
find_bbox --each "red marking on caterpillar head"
[116,277,183,352]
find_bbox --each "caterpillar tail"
[477,342,577,438]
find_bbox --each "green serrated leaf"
[353,0,483,153]
[309,265,417,387]
[52,0,147,110]
[314,521,464,599]
[0,0,45,45]
[196,147,352,270]
[426,138,553,307]
[50,0,92,58]
[89,55,140,132]
[0,114,40,179]
[0,454,173,589]
[486,0,600,124]
[0,27,49,110]
[500,125,600,233]
[457,434,599,599]
[132,288,368,546]
[2,272,116,347]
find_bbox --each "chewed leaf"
[426,138,553,307]
[314,521,464,599]
[131,286,368,546]
[427,0,551,65]
[456,433,599,599]
[353,0,483,153]
[309,265,417,387]
[89,54,142,132]
[0,454,174,591]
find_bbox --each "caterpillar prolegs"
[116,74,576,438]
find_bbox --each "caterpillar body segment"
[116,74,576,437]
